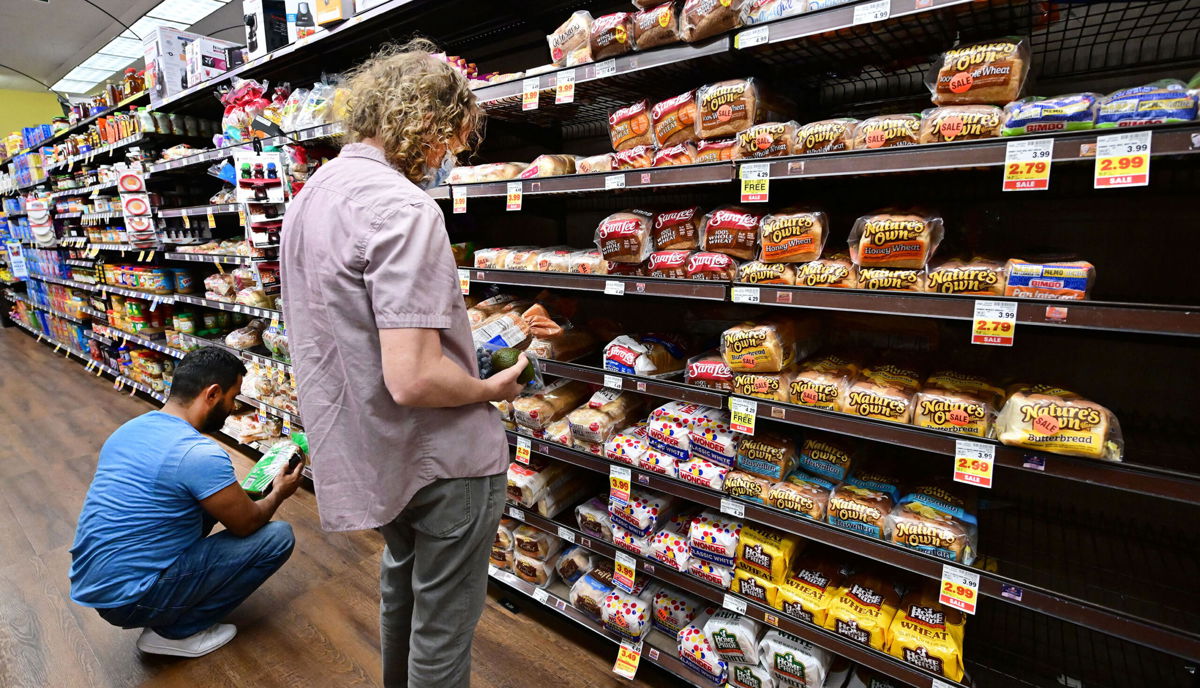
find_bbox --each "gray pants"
[377,473,506,688]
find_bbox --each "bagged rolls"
[724,470,774,503]
[918,105,1004,144]
[1003,259,1095,300]
[634,3,682,50]
[567,389,644,444]
[733,367,797,402]
[602,587,656,641]
[851,114,921,149]
[609,100,654,151]
[652,527,693,572]
[796,253,855,288]
[690,558,736,589]
[614,523,655,557]
[739,261,797,285]
[681,0,746,43]
[926,257,1006,295]
[555,545,595,584]
[512,379,591,431]
[1003,92,1101,135]
[548,11,593,66]
[639,446,679,477]
[590,12,636,61]
[736,121,798,159]
[495,516,519,550]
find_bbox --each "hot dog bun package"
[652,90,699,147]
[996,384,1122,460]
[852,114,921,149]
[775,554,844,626]
[827,469,903,539]
[604,333,688,377]
[680,0,746,44]
[590,12,636,61]
[595,209,654,263]
[759,208,828,263]
[705,609,765,666]
[721,316,819,373]
[609,100,654,151]
[928,37,1030,106]
[689,509,744,567]
[886,481,978,564]
[1003,92,1101,136]
[1003,259,1095,300]
[841,362,922,424]
[823,572,901,650]
[885,586,967,682]
[913,370,1004,438]
[736,431,799,482]
[1097,79,1198,128]
[758,629,834,688]
[548,11,593,66]
[653,588,703,636]
[848,210,944,269]
[927,257,1006,295]
[634,2,683,50]
[695,78,781,140]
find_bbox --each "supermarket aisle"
[0,326,675,688]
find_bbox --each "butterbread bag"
[724,470,774,503]
[1003,259,1095,300]
[848,210,943,269]
[887,482,978,564]
[919,105,1004,144]
[797,433,857,481]
[759,208,827,263]
[653,206,703,250]
[774,555,844,625]
[733,367,796,402]
[796,253,855,288]
[823,572,901,650]
[690,559,736,588]
[928,37,1030,106]
[653,587,702,636]
[886,587,967,682]
[739,261,797,285]
[841,362,922,424]
[679,457,730,490]
[851,114,920,149]
[913,370,1003,438]
[789,352,860,410]
[733,564,779,606]
[736,431,798,482]
[705,610,765,666]
[996,383,1122,460]
[767,472,833,521]
[736,523,803,582]
[721,317,798,373]
[689,510,744,567]
[652,91,699,147]
[758,629,833,688]
[926,257,1006,295]
[794,118,857,154]
[686,352,735,392]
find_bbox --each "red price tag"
[612,639,642,679]
[953,439,995,488]
[1094,131,1151,188]
[971,300,1016,347]
[610,465,631,507]
[515,436,531,465]
[1002,138,1054,191]
[613,552,637,594]
[939,564,980,615]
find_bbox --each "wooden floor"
[0,325,682,688]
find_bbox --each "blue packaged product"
[886,483,979,564]
[1096,80,1198,128]
[1002,92,1101,136]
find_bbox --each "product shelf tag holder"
[1003,139,1053,191]
[521,78,540,111]
[603,374,623,390]
[458,268,470,295]
[1094,131,1151,188]
[735,26,769,49]
[940,564,980,615]
[506,182,522,211]
[605,174,625,190]
[953,439,996,488]
[515,436,532,465]
[613,552,637,593]
[555,69,576,104]
[207,209,217,228]
[556,526,576,543]
[739,163,770,203]
[731,286,760,304]
[604,280,625,296]
[532,587,550,604]
[612,639,642,680]
[595,59,617,78]
[452,186,467,214]
[610,465,632,508]
[971,300,1016,346]
[722,593,747,615]
[729,397,757,435]
[719,497,745,519]
[853,0,890,24]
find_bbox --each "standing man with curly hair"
[280,39,526,688]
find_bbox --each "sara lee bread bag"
[609,100,655,151]
[680,0,746,43]
[647,250,692,278]
[759,208,827,263]
[654,142,699,166]
[848,210,944,269]
[928,37,1030,106]
[795,118,858,154]
[919,105,1004,143]
[595,209,654,262]
[926,258,1006,295]
[651,90,699,147]
[590,12,636,61]
[701,205,763,260]
[886,482,978,564]
[995,384,1123,460]
[686,351,735,391]
[614,144,656,169]
[686,252,740,280]
[633,2,682,50]
[653,206,703,250]
[913,370,1004,438]
[885,586,967,682]
[696,138,738,163]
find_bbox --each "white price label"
[953,440,997,488]
[595,59,617,78]
[722,593,748,615]
[1094,130,1151,188]
[602,374,623,390]
[532,587,550,604]
[451,185,467,214]
[556,526,576,543]
[604,174,625,190]
[971,299,1017,346]
[719,498,745,519]
[555,69,576,104]
[739,162,770,203]
[506,181,522,211]
[604,280,626,296]
[728,397,757,436]
[507,505,526,521]
[521,78,540,111]
[458,268,470,295]
[735,26,769,49]
[853,0,891,24]
[931,680,957,688]
[488,564,499,577]
[731,286,760,304]
[515,435,532,465]
[1002,138,1054,191]
[939,564,981,615]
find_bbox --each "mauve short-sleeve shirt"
[280,143,508,532]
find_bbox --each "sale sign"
[1094,131,1151,188]
[971,300,1017,346]
[1002,139,1053,191]
[940,564,980,615]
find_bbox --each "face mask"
[422,150,455,189]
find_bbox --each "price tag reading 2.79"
[1095,131,1151,189]
[1002,139,1053,191]
[971,300,1017,346]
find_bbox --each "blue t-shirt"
[69,411,238,608]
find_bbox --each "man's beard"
[200,403,231,433]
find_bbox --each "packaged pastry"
[514,524,563,561]
[576,153,615,174]
[679,610,729,684]
[610,487,680,537]
[614,523,655,556]
[696,138,739,163]
[721,317,805,373]
[653,588,702,636]
[885,587,966,682]
[795,118,857,154]
[602,587,655,641]
[634,2,682,50]
[733,367,796,402]
[841,362,921,424]
[775,555,844,625]
[590,12,636,61]
[576,495,614,541]
[695,79,771,140]
[736,523,803,581]
[679,457,730,490]
[1003,259,1095,300]
[651,206,703,251]
[549,10,593,66]
[758,629,833,688]
[759,208,827,263]
[686,251,740,280]
[848,210,944,269]
[647,250,693,278]
[512,379,591,430]
[595,210,654,263]
[654,142,699,167]
[929,37,1030,106]
[728,661,774,688]
[613,144,656,169]
[852,115,921,149]
[701,206,763,260]
[996,383,1122,460]
[742,0,806,24]
[796,252,855,288]
[686,352,735,392]
[569,249,609,274]
[823,572,901,650]
[767,472,833,521]
[556,545,595,584]
[926,258,1005,295]
[914,370,1003,438]
[570,565,614,619]
[738,261,796,285]
[606,422,652,467]
[1097,79,1198,128]
[688,409,739,467]
[514,551,556,587]
[797,434,857,482]
[490,545,514,570]
[723,470,774,504]
[733,565,779,607]
[736,121,798,159]
[639,446,680,478]
[567,390,643,443]
[826,470,902,538]
[603,334,687,376]
[919,105,1004,144]
[652,90,699,148]
[680,0,746,43]
[689,510,744,567]
[520,154,578,178]
[609,100,654,151]
[495,516,519,549]
[705,610,764,666]
[887,482,978,564]
[855,267,927,292]
[690,559,736,588]
[1003,93,1101,136]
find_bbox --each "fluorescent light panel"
[62,66,115,82]
[80,53,136,71]
[97,37,144,59]
[51,79,100,94]
[148,0,225,24]
[121,15,189,40]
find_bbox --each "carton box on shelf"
[184,35,240,89]
[242,0,290,60]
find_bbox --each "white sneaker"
[136,624,237,658]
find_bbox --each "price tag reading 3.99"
[506,182,522,211]
[1094,131,1151,189]
[1002,139,1053,191]
[971,300,1017,346]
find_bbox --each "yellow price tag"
[238,210,248,225]
[207,210,216,228]
[515,436,531,464]
[939,564,980,615]
[609,465,631,507]
[458,268,470,295]
[1094,130,1151,188]
[505,182,522,212]
[1002,139,1053,191]
[555,70,575,105]
[214,258,225,274]
[95,365,103,377]
[147,250,155,261]
[54,343,61,353]
[613,552,637,594]
[521,78,540,111]
[137,250,146,262]
[612,640,642,680]
[729,397,756,435]
[970,300,1016,347]
[739,163,770,203]
[452,187,466,214]
[183,214,190,228]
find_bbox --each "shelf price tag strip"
[971,299,1016,346]
[1003,139,1053,191]
[1094,131,1151,189]
[953,439,995,488]
[940,564,980,615]
[852,0,891,24]
[739,162,770,203]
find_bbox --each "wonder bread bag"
[688,407,739,467]
[605,421,652,467]
[840,361,923,425]
[602,586,658,641]
[679,456,730,491]
[758,628,833,688]
[996,383,1123,460]
[827,468,903,539]
[679,608,729,684]
[705,609,765,666]
[689,509,744,567]
[885,585,967,682]
[774,553,845,626]
[789,352,861,411]
[928,37,1030,106]
[913,370,1004,438]
[736,523,804,582]
[610,486,681,537]
[886,480,978,564]
[653,587,703,637]
[823,571,901,650]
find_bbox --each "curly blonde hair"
[340,38,484,185]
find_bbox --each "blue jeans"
[96,518,295,639]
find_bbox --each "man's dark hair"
[169,347,247,402]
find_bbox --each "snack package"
[604,334,687,376]
[520,154,577,178]
[686,352,735,392]
[721,317,805,373]
[654,142,699,167]
[634,3,682,50]
[733,368,796,402]
[738,261,796,285]
[609,100,654,151]
[928,37,1030,106]
[743,0,806,24]
[514,551,556,587]
[1002,93,1101,136]
[794,118,857,154]
[887,482,978,564]
[686,252,740,280]
[736,121,798,159]
[823,572,901,650]
[614,144,656,169]
[723,470,774,503]
[841,362,922,424]
[689,510,744,567]
[690,558,736,588]
[568,248,609,274]
[570,564,615,618]
[705,610,764,666]
[610,487,680,537]
[556,546,595,585]
[851,114,921,149]
[688,409,738,467]
[926,258,1006,295]
[577,153,615,174]
[679,610,730,684]
[855,267,927,292]
[679,457,730,490]
[696,138,739,163]
[590,12,636,61]
[919,105,1004,144]
[733,565,779,607]
[1003,259,1095,300]
[602,587,655,641]
[768,472,834,521]
[848,210,944,269]
[596,210,654,263]
[653,588,702,636]
[576,495,615,541]
[701,206,763,260]
[885,587,967,682]
[680,0,746,43]
[653,206,703,250]
[913,370,1003,438]
[996,383,1122,460]
[775,555,844,625]
[797,253,856,288]
[797,434,857,482]
[759,208,827,263]
[648,250,692,278]
[695,79,772,140]
[826,470,903,538]
[549,11,594,66]
[736,523,803,581]
[1096,79,1199,128]
[652,90,699,147]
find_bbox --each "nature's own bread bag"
[995,384,1122,460]
[848,210,944,269]
[735,121,799,159]
[695,78,779,140]
[795,118,858,154]
[852,114,921,149]
[919,105,1004,144]
[928,37,1030,106]
[759,208,827,263]
[926,258,1006,295]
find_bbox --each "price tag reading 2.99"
[940,564,980,615]
[1095,131,1151,189]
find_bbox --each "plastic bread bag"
[609,100,654,151]
[678,609,729,684]
[526,327,597,362]
[686,351,735,392]
[514,551,557,588]
[688,510,743,567]
[651,525,694,572]
[653,142,699,167]
[647,250,692,278]
[602,587,657,641]
[696,137,738,163]
[688,408,737,467]
[848,209,944,269]
[529,476,593,520]
[885,585,966,682]
[794,118,857,154]
[736,523,803,582]
[278,87,309,131]
[576,153,614,174]
[732,565,778,607]
[590,12,636,61]
[595,209,654,263]
[720,317,800,373]
[797,433,858,482]
[605,422,652,467]
[995,383,1122,460]
[1003,258,1094,300]
[570,564,614,619]
[634,2,683,50]
[767,471,835,521]
[686,252,739,281]
[541,418,573,446]
[511,379,591,430]
[576,495,614,541]
[293,82,335,129]
[681,0,746,43]
[735,121,799,159]
[204,272,236,297]
[759,207,827,263]
[723,470,774,504]
[758,629,833,687]
[690,558,736,589]
[646,400,708,459]
[532,248,574,272]
[548,10,594,66]
[855,266,927,292]
[603,333,687,377]
[1003,93,1101,136]
[775,553,844,626]
[694,78,776,140]
[225,324,264,350]
[651,90,699,147]
[513,524,564,561]
[472,162,530,182]
[678,457,730,491]
[735,431,798,482]
[918,105,1004,144]
[796,252,855,288]
[851,114,921,149]
[886,481,978,565]
[840,361,922,424]
[823,572,901,650]
[567,248,609,274]
[742,0,806,25]
[610,487,680,538]
[495,516,520,550]
[506,458,571,505]
[826,470,903,539]
[705,609,765,666]
[519,154,578,178]
[653,206,703,250]
[555,545,595,585]
[652,588,702,636]
[447,166,478,185]
[926,257,1005,295]
[728,661,775,688]
[913,370,1003,438]
[1096,79,1198,128]
[738,261,796,285]
[927,37,1030,106]
[613,144,655,169]
[639,446,679,478]
[567,390,644,443]
[733,367,796,402]
[490,545,514,571]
